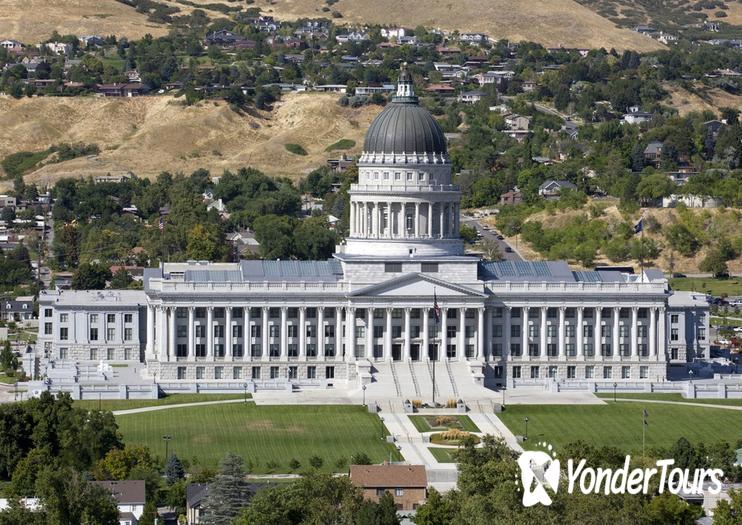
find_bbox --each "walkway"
[611,397,742,411]
[112,398,253,416]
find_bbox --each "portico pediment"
[350,273,486,298]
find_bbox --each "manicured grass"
[428,447,458,463]
[499,403,742,451]
[595,393,742,406]
[669,277,742,296]
[284,143,308,156]
[117,404,402,472]
[408,415,481,433]
[74,393,247,411]
[712,317,742,327]
[325,138,356,151]
[0,374,20,384]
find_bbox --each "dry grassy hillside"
[0,0,170,43]
[0,93,377,186]
[485,201,742,274]
[246,0,663,51]
[665,84,742,116]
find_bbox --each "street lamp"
[243,382,248,403]
[689,369,694,384]
[162,435,172,461]
[379,416,384,440]
[613,382,617,403]
[523,416,529,441]
[362,384,367,406]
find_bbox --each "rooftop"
[90,480,146,505]
[39,289,146,306]
[349,464,427,488]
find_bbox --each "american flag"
[433,290,441,322]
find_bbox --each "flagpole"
[640,217,644,283]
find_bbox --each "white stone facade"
[35,71,710,392]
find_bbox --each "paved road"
[461,216,524,261]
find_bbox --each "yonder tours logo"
[517,442,724,507]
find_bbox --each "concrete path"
[112,398,253,416]
[611,397,742,411]
[469,412,523,453]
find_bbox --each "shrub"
[334,457,347,470]
[309,456,323,469]
[265,460,279,472]
[412,399,422,409]
[288,458,300,471]
[435,416,456,427]
[445,399,457,409]
[440,429,469,441]
[350,452,371,465]
[325,139,356,151]
[284,143,308,156]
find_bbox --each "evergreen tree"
[201,454,253,525]
[164,454,185,484]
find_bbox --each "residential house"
[643,141,663,165]
[424,83,455,96]
[657,32,678,44]
[0,195,17,209]
[433,62,468,80]
[355,83,395,96]
[96,83,150,97]
[335,31,369,44]
[634,25,656,35]
[93,172,133,184]
[499,189,523,205]
[623,110,653,125]
[459,33,488,43]
[79,35,105,47]
[349,464,427,511]
[313,84,347,93]
[702,119,725,139]
[247,15,279,33]
[327,154,356,172]
[43,42,71,55]
[204,30,256,50]
[0,39,23,53]
[91,480,146,524]
[538,179,577,199]
[458,90,484,103]
[522,80,537,92]
[0,296,35,323]
[662,194,723,209]
[54,271,74,290]
[186,483,209,524]
[380,27,408,39]
[473,70,514,86]
[504,114,531,131]
[21,57,46,74]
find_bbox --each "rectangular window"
[465,326,475,338]
[547,325,557,338]
[528,325,538,338]
[603,366,612,379]
[548,366,557,379]
[583,343,594,357]
[195,344,206,357]
[512,366,521,379]
[288,325,298,338]
[177,326,187,338]
[510,343,521,356]
[565,343,575,356]
[492,325,502,337]
[270,366,280,379]
[671,348,679,360]
[326,366,335,379]
[252,366,261,379]
[601,343,612,357]
[392,326,402,338]
[622,366,630,379]
[214,344,224,357]
[547,343,557,357]
[671,328,679,341]
[233,367,242,380]
[640,366,648,379]
[698,328,705,341]
[60,313,69,323]
[530,366,539,379]
[90,314,98,324]
[90,348,98,360]
[177,367,186,380]
[637,326,647,338]
[585,365,594,379]
[233,344,243,357]
[214,325,224,338]
[270,325,280,338]
[289,366,298,379]
[511,325,521,338]
[447,326,456,338]
[306,344,317,357]
[565,325,575,338]
[176,344,187,357]
[528,343,539,357]
[492,343,502,356]
[325,325,335,338]
[90,328,98,341]
[671,314,679,324]
[567,366,575,379]
[619,325,629,338]
[44,322,52,335]
[106,314,114,324]
[60,327,68,340]
[307,366,316,379]
[583,325,593,338]
[233,325,243,338]
[325,344,335,357]
[106,328,115,340]
[384,263,402,273]
[395,488,404,496]
[196,367,204,379]
[124,314,133,323]
[251,344,262,358]
[215,367,223,380]
[251,325,261,337]
[373,326,383,338]
[45,308,53,318]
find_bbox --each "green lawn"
[499,403,742,451]
[669,277,742,296]
[408,415,481,433]
[428,447,458,463]
[74,393,247,411]
[325,138,356,151]
[595,393,742,406]
[712,317,742,328]
[117,404,401,472]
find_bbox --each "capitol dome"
[362,67,447,156]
